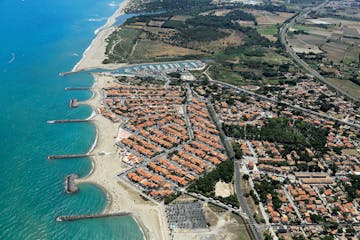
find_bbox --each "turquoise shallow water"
[0,0,143,239]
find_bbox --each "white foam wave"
[108,1,117,7]
[88,17,107,22]
[8,53,15,64]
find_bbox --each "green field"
[104,27,142,63]
[292,24,318,32]
[327,77,360,100]
[209,64,247,85]
[292,24,334,33]
[256,25,278,36]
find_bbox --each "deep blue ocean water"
[0,0,143,239]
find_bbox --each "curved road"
[279,1,360,103]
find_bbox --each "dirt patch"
[204,204,219,226]
[213,9,233,16]
[237,20,255,27]
[321,42,348,62]
[342,149,360,156]
[327,77,360,100]
[215,181,234,198]
[288,35,323,54]
[117,128,131,141]
[240,174,265,224]
[246,9,294,25]
[198,30,245,53]
[170,15,192,22]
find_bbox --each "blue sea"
[0,0,143,239]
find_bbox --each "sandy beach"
[72,0,130,72]
[71,1,170,239]
[75,73,169,240]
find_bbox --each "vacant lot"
[246,9,294,25]
[292,24,320,32]
[257,25,278,41]
[131,39,203,61]
[288,34,323,54]
[209,64,246,85]
[298,33,328,45]
[240,173,265,224]
[215,181,234,198]
[321,41,348,62]
[343,46,360,64]
[200,9,233,16]
[327,77,360,100]
[317,17,360,30]
[170,15,191,22]
[199,30,245,52]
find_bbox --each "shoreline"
[72,0,130,72]
[70,1,169,239]
[74,72,167,240]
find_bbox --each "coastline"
[75,73,168,240]
[71,1,169,239]
[72,0,130,72]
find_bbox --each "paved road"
[184,190,244,216]
[206,97,235,159]
[234,161,263,240]
[279,1,359,103]
[282,186,305,223]
[205,96,262,240]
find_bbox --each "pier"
[59,71,78,76]
[70,99,79,108]
[65,174,78,194]
[56,212,131,222]
[65,87,92,91]
[47,119,91,124]
[48,154,91,160]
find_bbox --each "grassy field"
[198,30,245,53]
[343,46,360,64]
[246,9,294,25]
[261,52,289,65]
[327,77,360,100]
[297,33,327,46]
[288,35,323,54]
[321,42,348,62]
[292,24,318,32]
[256,25,278,36]
[210,46,293,86]
[104,27,142,63]
[189,70,205,79]
[131,39,204,61]
[209,64,246,85]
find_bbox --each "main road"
[279,1,359,103]
[205,95,264,240]
[234,161,264,240]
